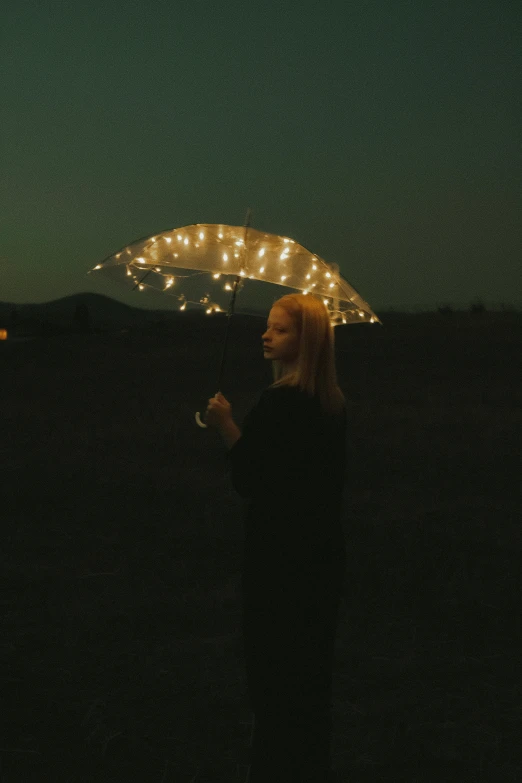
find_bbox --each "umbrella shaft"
[216,209,251,390]
[216,275,241,389]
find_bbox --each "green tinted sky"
[1,0,520,311]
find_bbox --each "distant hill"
[0,293,171,324]
[0,293,268,336]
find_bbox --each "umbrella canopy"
[89,223,381,326]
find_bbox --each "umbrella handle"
[195,390,222,429]
[195,410,208,428]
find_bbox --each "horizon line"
[1,291,521,313]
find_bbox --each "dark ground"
[1,310,521,782]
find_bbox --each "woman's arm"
[225,389,296,499]
[219,418,242,450]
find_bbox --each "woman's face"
[261,306,300,369]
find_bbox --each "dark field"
[2,311,521,782]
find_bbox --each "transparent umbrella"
[88,209,381,427]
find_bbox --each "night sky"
[2,0,520,312]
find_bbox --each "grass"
[1,313,521,782]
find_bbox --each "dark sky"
[1,0,520,312]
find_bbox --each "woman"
[206,294,347,782]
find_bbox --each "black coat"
[226,384,348,618]
[226,385,348,776]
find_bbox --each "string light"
[89,223,381,325]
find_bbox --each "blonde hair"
[268,294,346,417]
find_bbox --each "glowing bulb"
[180,303,186,310]
[218,233,223,239]
[93,264,102,270]
[151,237,156,242]
[281,275,287,281]
[312,264,317,271]
[126,269,132,277]
[323,299,328,305]
[213,273,221,279]
[240,270,246,276]
[137,257,146,264]
[259,266,265,273]
[184,237,189,245]
[206,308,211,314]
[115,253,121,259]
[258,248,265,258]
[199,232,205,240]
[155,267,161,272]
[325,272,331,278]
[225,284,232,291]
[165,277,174,288]
[223,253,228,261]
[177,234,182,241]
[139,284,145,291]
[370,317,375,323]
[359,311,364,317]
[306,273,311,280]
[329,283,335,288]
[279,251,289,260]
[165,237,172,243]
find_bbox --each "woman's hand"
[206,391,232,431]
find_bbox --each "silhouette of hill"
[0,293,269,337]
[0,293,170,325]
[0,293,270,322]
